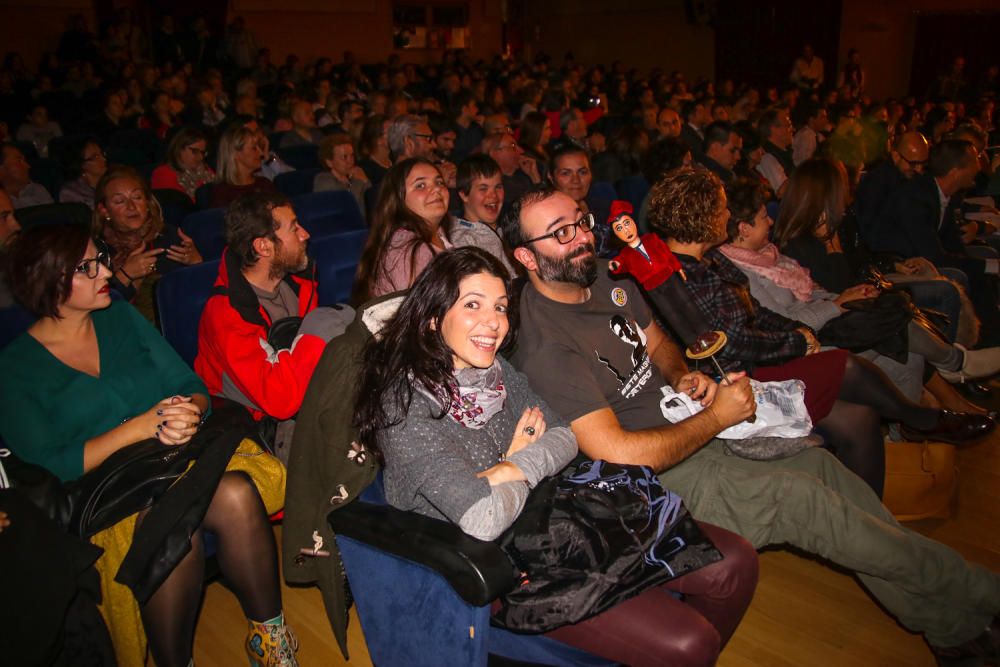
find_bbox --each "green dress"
[0,300,207,481]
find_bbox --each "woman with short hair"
[314,133,369,217]
[58,136,107,209]
[151,126,215,201]
[0,223,295,667]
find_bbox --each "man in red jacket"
[195,192,337,461]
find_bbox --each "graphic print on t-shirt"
[595,314,654,398]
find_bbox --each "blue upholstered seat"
[291,190,365,238]
[308,228,368,306]
[589,180,619,203]
[616,174,650,213]
[275,144,319,170]
[274,168,323,197]
[332,476,615,667]
[181,207,227,260]
[15,202,91,230]
[154,259,221,368]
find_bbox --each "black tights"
[141,472,281,667]
[837,354,939,430]
[815,355,941,498]
[815,401,884,498]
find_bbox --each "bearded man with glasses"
[498,184,1000,665]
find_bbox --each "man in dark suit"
[679,100,709,160]
[875,139,1000,345]
[854,131,929,244]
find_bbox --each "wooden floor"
[194,402,1000,667]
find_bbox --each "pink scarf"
[719,243,815,302]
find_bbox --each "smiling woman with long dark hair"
[352,156,453,303]
[352,246,758,667]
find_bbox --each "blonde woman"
[93,166,202,306]
[209,124,276,208]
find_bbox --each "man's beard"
[535,243,598,287]
[269,239,308,280]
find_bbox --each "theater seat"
[153,188,196,229]
[106,129,163,168]
[194,183,216,210]
[275,168,323,197]
[0,304,36,350]
[589,181,618,203]
[331,477,613,667]
[275,144,319,170]
[154,259,221,368]
[16,202,91,230]
[616,174,650,213]
[181,207,227,260]
[292,190,365,238]
[308,229,368,306]
[28,157,64,200]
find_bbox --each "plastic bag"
[658,379,813,439]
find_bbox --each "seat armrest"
[329,501,518,607]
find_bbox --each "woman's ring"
[524,426,535,436]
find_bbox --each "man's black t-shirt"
[512,262,670,431]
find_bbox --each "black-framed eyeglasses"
[411,133,434,142]
[75,251,112,279]
[522,212,595,246]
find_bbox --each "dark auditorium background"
[1,0,998,101]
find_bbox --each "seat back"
[337,477,614,667]
[16,202,92,230]
[106,128,163,167]
[194,183,216,210]
[154,259,221,367]
[589,181,618,203]
[292,190,365,238]
[181,207,227,260]
[0,304,37,351]
[616,174,650,212]
[309,228,368,306]
[153,188,196,229]
[274,168,322,197]
[28,157,64,200]
[275,144,319,170]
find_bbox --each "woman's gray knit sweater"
[380,356,578,541]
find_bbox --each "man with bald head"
[855,131,929,243]
[656,107,683,140]
[874,139,1000,345]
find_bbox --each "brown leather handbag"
[882,441,957,521]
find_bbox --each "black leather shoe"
[958,381,994,400]
[931,616,999,666]
[901,410,996,446]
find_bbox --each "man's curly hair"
[646,167,726,243]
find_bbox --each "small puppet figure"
[606,200,711,349]
[607,200,684,290]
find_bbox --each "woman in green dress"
[0,223,296,667]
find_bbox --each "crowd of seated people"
[1,15,1000,666]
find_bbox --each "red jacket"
[610,234,682,291]
[194,248,323,421]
